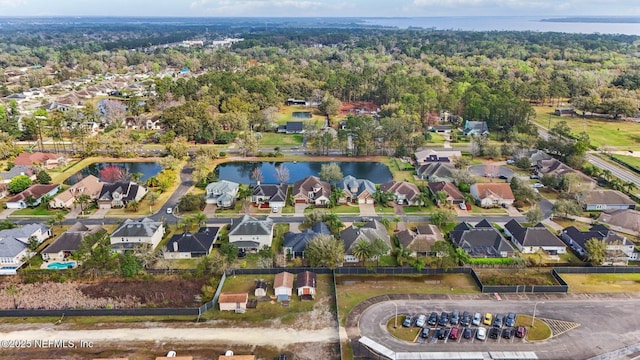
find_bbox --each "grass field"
[258,132,303,147]
[387,316,420,342]
[611,154,640,169]
[514,315,552,341]
[335,274,479,325]
[533,106,640,149]
[561,273,640,293]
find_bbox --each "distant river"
[363,17,640,35]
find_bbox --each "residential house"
[228,215,274,251]
[0,223,51,275]
[415,163,456,182]
[396,224,444,256]
[380,181,421,206]
[450,219,515,258]
[0,165,35,184]
[292,176,331,206]
[274,271,294,302]
[428,125,453,133]
[43,101,71,112]
[5,183,60,209]
[336,175,375,204]
[470,183,515,208]
[41,222,104,262]
[427,181,465,205]
[340,220,392,262]
[218,292,248,312]
[598,209,640,234]
[110,218,165,253]
[296,271,317,299]
[534,158,596,188]
[254,280,267,297]
[277,121,304,134]
[503,219,566,255]
[50,175,103,209]
[462,120,489,136]
[283,222,332,258]
[286,98,308,106]
[555,108,576,117]
[163,227,220,259]
[580,190,636,211]
[561,224,637,263]
[205,180,239,208]
[252,184,288,210]
[414,149,462,166]
[97,181,147,209]
[14,152,66,170]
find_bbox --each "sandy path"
[0,326,339,347]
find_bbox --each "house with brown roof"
[504,219,566,255]
[380,181,421,206]
[41,222,105,262]
[14,152,66,170]
[292,176,331,206]
[296,271,317,299]
[534,158,596,189]
[50,175,103,209]
[470,183,515,208]
[598,209,640,234]
[428,181,464,205]
[218,355,255,360]
[5,183,60,209]
[395,224,444,256]
[274,271,294,302]
[218,292,248,312]
[580,190,636,211]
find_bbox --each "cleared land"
[561,273,640,293]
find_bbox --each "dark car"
[421,327,430,339]
[402,315,413,327]
[463,327,473,339]
[437,327,448,340]
[489,327,500,339]
[450,310,460,325]
[506,312,517,327]
[502,328,513,339]
[428,312,438,326]
[493,313,504,328]
[499,175,509,180]
[516,326,527,338]
[438,312,449,326]
[460,311,471,327]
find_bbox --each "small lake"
[65,162,163,185]
[216,161,392,184]
[292,111,312,119]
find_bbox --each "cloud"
[195,0,351,15]
[190,0,210,9]
[0,0,26,6]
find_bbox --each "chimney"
[173,241,178,252]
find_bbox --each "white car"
[532,183,545,188]
[166,207,173,214]
[476,327,487,341]
[459,202,467,210]
[415,314,427,328]
[472,312,482,326]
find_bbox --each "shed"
[273,272,294,302]
[296,271,317,300]
[218,292,248,312]
[254,280,268,297]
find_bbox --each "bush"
[178,193,206,211]
[36,170,51,184]
[467,257,516,265]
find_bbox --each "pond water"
[292,111,312,119]
[216,161,392,185]
[64,162,163,185]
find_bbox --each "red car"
[516,326,527,338]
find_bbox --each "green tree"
[429,209,455,228]
[352,240,373,265]
[394,245,413,267]
[585,238,606,266]
[305,234,345,269]
[7,175,32,194]
[27,235,40,253]
[319,163,343,182]
[126,199,140,212]
[36,170,51,184]
[525,207,544,225]
[120,251,142,277]
[552,199,582,218]
[165,136,189,158]
[178,194,206,212]
[219,242,238,264]
[75,194,92,215]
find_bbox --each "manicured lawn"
[381,157,418,182]
[387,316,420,342]
[258,132,303,147]
[335,274,479,325]
[551,218,591,231]
[468,206,507,215]
[12,207,67,217]
[611,154,640,170]
[533,106,640,149]
[561,273,640,293]
[306,205,360,214]
[163,258,198,270]
[514,315,552,341]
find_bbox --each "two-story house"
[205,180,239,208]
[110,218,165,253]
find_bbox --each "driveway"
[88,208,109,219]
[294,203,309,216]
[505,205,521,217]
[358,203,377,216]
[0,208,17,219]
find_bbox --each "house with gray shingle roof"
[292,176,331,206]
[561,224,637,263]
[503,219,566,255]
[252,184,288,210]
[110,217,165,253]
[580,190,636,211]
[340,220,391,262]
[396,224,444,257]
[41,222,104,262]
[283,222,332,258]
[0,223,51,274]
[450,220,515,258]
[416,163,456,182]
[205,180,239,208]
[380,181,421,206]
[462,120,489,136]
[164,227,220,259]
[228,215,274,251]
[337,175,375,204]
[0,165,35,184]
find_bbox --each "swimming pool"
[47,261,76,270]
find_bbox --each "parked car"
[449,326,460,340]
[466,203,472,210]
[506,159,515,165]
[533,183,545,188]
[489,327,500,339]
[428,312,438,326]
[476,327,487,341]
[450,310,460,325]
[483,313,493,326]
[437,327,448,340]
[460,311,471,326]
[421,327,430,338]
[493,313,504,328]
[502,328,513,339]
[438,312,449,326]
[516,326,527,338]
[402,315,413,327]
[506,312,517,327]
[530,174,539,179]
[498,175,509,180]
[463,327,473,339]
[459,202,467,210]
[472,312,482,326]
[415,314,427,328]
[166,207,173,214]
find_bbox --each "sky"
[0,0,639,17]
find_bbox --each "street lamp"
[393,302,398,328]
[532,301,545,327]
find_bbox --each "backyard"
[561,273,640,293]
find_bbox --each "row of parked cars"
[402,311,527,342]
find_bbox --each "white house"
[110,218,165,253]
[0,223,51,275]
[503,219,566,255]
[228,215,274,252]
[274,271,294,302]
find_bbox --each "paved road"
[587,154,640,193]
[358,297,640,360]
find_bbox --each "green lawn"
[258,132,303,146]
[387,316,420,342]
[12,207,67,217]
[468,206,507,215]
[561,273,640,293]
[533,106,640,150]
[306,205,360,214]
[611,154,640,170]
[514,315,552,341]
